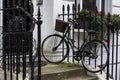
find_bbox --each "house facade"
[0,0,116,42]
[33,0,113,41]
[0,0,117,63]
[0,0,120,80]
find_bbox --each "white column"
[105,0,108,13]
[104,0,112,13]
[108,0,112,13]
[96,0,101,11]
[43,0,54,37]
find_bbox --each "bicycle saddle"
[87,30,96,35]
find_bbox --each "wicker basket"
[55,19,69,32]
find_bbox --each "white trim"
[109,0,112,13]
[105,0,108,13]
[96,0,112,13]
[96,0,99,10]
[112,5,120,8]
[0,0,2,9]
[80,0,83,10]
[105,0,112,13]
[63,0,74,1]
[0,13,1,26]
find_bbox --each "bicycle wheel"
[42,34,69,63]
[81,40,108,73]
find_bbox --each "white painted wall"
[0,0,114,43]
[112,0,120,14]
[0,0,116,42]
[32,0,74,42]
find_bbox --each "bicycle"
[41,19,109,73]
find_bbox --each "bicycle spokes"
[42,34,69,63]
[81,40,108,73]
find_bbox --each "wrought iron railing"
[1,0,42,80]
[58,3,120,80]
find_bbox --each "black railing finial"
[38,6,41,20]
[37,6,42,80]
[62,5,65,12]
[67,4,70,12]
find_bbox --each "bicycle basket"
[55,19,69,32]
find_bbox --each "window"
[83,0,96,11]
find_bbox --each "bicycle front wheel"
[81,40,109,73]
[42,34,69,63]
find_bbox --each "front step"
[0,68,18,80]
[65,76,98,80]
[40,63,98,80]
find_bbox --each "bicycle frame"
[59,24,89,54]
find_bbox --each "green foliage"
[78,10,93,20]
[111,14,120,31]
[78,10,120,40]
[78,10,107,40]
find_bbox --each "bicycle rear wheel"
[42,34,69,63]
[81,40,108,73]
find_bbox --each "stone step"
[64,76,98,80]
[0,68,19,80]
[40,63,98,80]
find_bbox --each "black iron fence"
[58,3,120,80]
[2,32,33,80]
[0,0,42,80]
[1,11,42,80]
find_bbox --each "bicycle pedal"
[74,58,80,61]
[74,56,80,61]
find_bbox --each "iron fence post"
[107,13,111,80]
[37,6,42,80]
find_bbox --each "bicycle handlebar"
[68,18,78,25]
